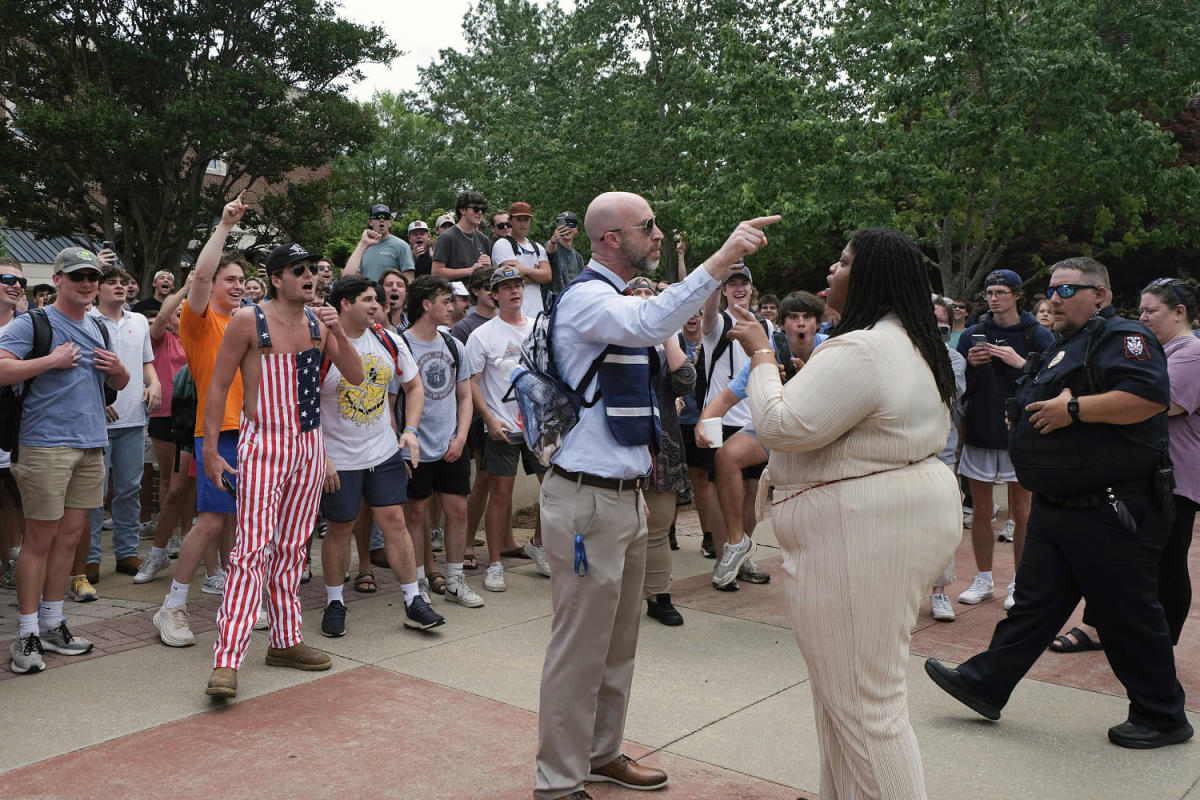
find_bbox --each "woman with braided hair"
[728,228,960,799]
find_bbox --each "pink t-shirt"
[1164,335,1200,504]
[151,330,188,419]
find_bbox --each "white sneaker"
[418,576,433,605]
[201,568,226,595]
[138,520,157,539]
[931,593,956,622]
[961,506,973,529]
[957,574,994,605]
[133,552,172,584]
[484,562,506,592]
[166,535,182,559]
[154,600,196,647]
[524,541,551,577]
[713,536,756,588]
[101,516,114,530]
[430,527,444,553]
[254,605,269,631]
[1004,582,1017,611]
[998,520,1015,542]
[445,575,484,608]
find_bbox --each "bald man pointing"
[534,191,778,800]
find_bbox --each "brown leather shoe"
[115,556,142,576]
[265,642,332,671]
[586,754,668,790]
[206,667,237,698]
[85,562,100,584]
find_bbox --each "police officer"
[924,256,1192,750]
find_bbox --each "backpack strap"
[372,324,402,374]
[438,330,460,375]
[29,308,52,360]
[704,312,735,386]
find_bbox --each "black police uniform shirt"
[1009,315,1169,495]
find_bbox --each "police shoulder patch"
[1124,334,1148,360]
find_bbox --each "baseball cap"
[984,269,1022,290]
[451,281,471,297]
[264,243,319,274]
[509,201,533,218]
[557,211,579,225]
[407,220,429,233]
[369,204,392,218]
[627,276,655,293]
[722,263,752,285]
[489,265,522,290]
[435,213,455,229]
[54,247,101,274]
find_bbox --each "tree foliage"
[0,0,395,285]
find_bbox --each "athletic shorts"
[678,424,709,471]
[320,448,409,522]
[407,456,472,500]
[466,416,488,454]
[482,435,545,478]
[194,431,239,515]
[147,416,173,443]
[703,425,767,481]
[957,444,1017,484]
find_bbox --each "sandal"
[462,554,478,570]
[1049,626,1102,653]
[353,571,377,594]
[429,572,447,595]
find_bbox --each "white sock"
[447,563,463,581]
[978,571,993,583]
[326,584,344,605]
[38,600,64,631]
[401,581,419,607]
[18,612,38,637]
[490,561,503,570]
[165,580,190,609]
[149,546,166,561]
[9,546,20,561]
[416,565,426,580]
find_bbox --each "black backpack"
[697,311,768,406]
[0,308,116,459]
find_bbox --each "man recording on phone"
[544,210,584,303]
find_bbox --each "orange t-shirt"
[181,301,243,438]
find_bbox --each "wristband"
[403,426,418,435]
[751,348,775,357]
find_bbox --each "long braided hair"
[831,228,956,408]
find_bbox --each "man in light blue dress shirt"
[533,191,778,800]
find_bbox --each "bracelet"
[403,426,418,435]
[751,348,775,357]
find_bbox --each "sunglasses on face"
[467,205,487,214]
[370,214,391,221]
[494,222,512,230]
[1046,283,1098,299]
[290,262,319,277]
[317,264,333,272]
[952,303,967,310]
[65,271,102,283]
[607,217,657,237]
[0,274,27,288]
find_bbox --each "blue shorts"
[320,448,409,522]
[194,431,238,515]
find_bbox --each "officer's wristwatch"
[1067,396,1081,424]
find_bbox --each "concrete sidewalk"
[1,508,1197,799]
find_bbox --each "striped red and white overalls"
[213,305,326,669]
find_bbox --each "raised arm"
[151,272,193,342]
[341,228,381,277]
[189,192,248,314]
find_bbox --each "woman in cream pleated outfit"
[729,228,961,799]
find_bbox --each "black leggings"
[1082,493,1196,644]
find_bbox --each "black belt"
[1039,479,1150,510]
[551,465,649,492]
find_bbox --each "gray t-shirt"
[547,244,585,298]
[0,306,109,449]
[361,235,415,281]
[432,225,491,272]
[400,330,471,462]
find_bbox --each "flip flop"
[1049,626,1102,653]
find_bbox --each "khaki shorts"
[13,446,106,520]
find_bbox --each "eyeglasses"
[64,270,102,283]
[983,289,1012,298]
[607,217,657,237]
[1151,277,1186,305]
[1046,283,1099,299]
[317,264,333,272]
[952,303,967,310]
[0,274,27,288]
[494,222,512,230]
[370,213,391,221]
[466,205,487,214]
[290,262,319,277]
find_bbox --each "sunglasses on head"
[0,274,27,288]
[370,213,391,221]
[1046,283,1098,299]
[494,222,512,230]
[64,270,102,283]
[607,217,657,237]
[1151,277,1186,305]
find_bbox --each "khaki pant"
[534,471,647,800]
[642,489,676,598]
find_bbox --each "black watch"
[1067,397,1081,423]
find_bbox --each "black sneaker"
[668,524,679,551]
[700,531,715,558]
[321,600,347,638]
[403,595,445,630]
[646,593,684,626]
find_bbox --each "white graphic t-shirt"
[320,328,416,471]
[401,331,470,462]
[465,315,533,433]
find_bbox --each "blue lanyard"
[574,534,588,576]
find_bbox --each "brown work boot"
[206,667,237,698]
[115,556,142,576]
[586,754,668,790]
[85,562,100,584]
[265,642,332,671]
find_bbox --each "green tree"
[0,0,395,286]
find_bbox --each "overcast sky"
[337,0,574,101]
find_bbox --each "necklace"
[269,305,305,330]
